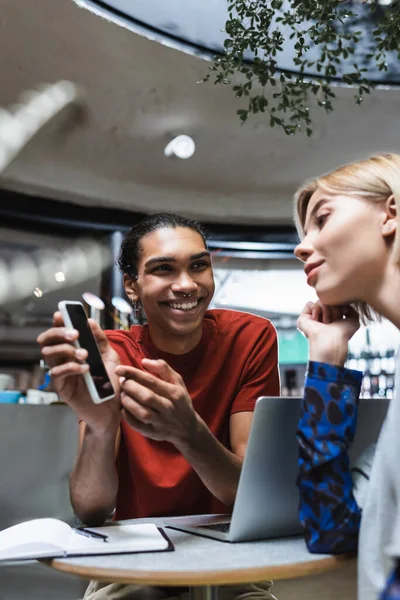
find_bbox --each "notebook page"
[67,523,169,555]
[0,518,71,560]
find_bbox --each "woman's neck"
[367,262,400,330]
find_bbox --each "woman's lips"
[307,263,323,284]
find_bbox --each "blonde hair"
[294,153,400,321]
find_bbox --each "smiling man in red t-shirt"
[38,213,279,600]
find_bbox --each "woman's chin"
[316,285,351,307]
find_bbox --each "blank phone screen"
[66,304,114,399]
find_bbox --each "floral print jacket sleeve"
[296,361,363,554]
[381,562,400,599]
[297,361,400,599]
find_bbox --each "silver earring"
[132,300,140,321]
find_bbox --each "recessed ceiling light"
[164,135,195,159]
[55,271,66,282]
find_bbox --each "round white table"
[43,518,354,600]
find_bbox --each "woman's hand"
[297,301,360,367]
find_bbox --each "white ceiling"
[0,0,399,225]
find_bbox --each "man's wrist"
[173,412,204,453]
[84,420,120,441]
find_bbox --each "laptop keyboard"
[195,521,231,533]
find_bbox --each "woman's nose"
[294,237,313,262]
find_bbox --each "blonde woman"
[293,153,400,600]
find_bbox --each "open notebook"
[0,518,173,561]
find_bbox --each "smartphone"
[58,301,115,404]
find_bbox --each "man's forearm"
[70,426,119,526]
[175,416,243,508]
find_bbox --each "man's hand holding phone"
[116,359,198,449]
[37,309,121,434]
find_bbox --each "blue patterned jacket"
[297,361,400,599]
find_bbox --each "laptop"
[166,395,389,543]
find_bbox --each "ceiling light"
[0,80,78,175]
[164,135,195,159]
[55,271,66,283]
[112,296,133,314]
[82,292,105,310]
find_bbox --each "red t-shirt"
[106,309,279,520]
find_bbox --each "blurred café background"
[1,0,400,597]
[1,0,400,405]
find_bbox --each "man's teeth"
[168,300,199,311]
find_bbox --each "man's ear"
[123,274,140,303]
[382,195,397,238]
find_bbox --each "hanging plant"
[205,0,400,136]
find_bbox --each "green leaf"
[206,0,391,136]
